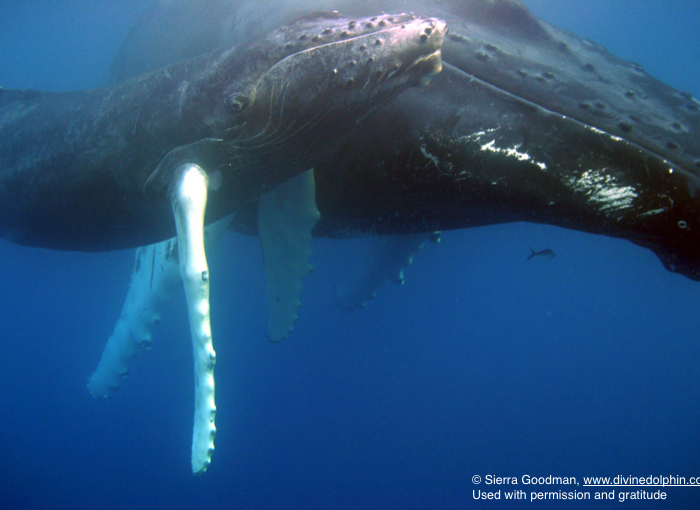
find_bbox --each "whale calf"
[0,11,446,473]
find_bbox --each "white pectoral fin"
[88,239,180,399]
[334,233,436,310]
[257,169,320,342]
[88,216,232,401]
[171,164,217,475]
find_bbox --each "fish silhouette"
[527,248,556,261]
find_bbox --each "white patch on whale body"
[480,139,548,170]
[587,126,606,135]
[565,169,638,214]
[177,81,191,117]
[470,129,497,138]
[420,144,440,168]
[638,208,667,218]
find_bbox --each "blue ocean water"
[0,1,699,509]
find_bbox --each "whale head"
[145,12,445,200]
[219,12,446,189]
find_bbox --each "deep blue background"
[0,1,699,509]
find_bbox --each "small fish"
[527,247,555,260]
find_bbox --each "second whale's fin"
[334,233,436,310]
[258,169,320,342]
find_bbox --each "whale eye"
[226,93,250,113]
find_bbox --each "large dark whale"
[0,11,446,474]
[113,0,700,282]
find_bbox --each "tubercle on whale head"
[190,12,447,132]
[221,12,447,171]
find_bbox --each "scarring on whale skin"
[0,11,446,474]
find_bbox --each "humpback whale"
[89,0,700,475]
[111,0,700,280]
[0,11,446,473]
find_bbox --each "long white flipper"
[258,169,320,342]
[171,164,217,475]
[334,233,438,310]
[88,217,231,400]
[88,240,181,399]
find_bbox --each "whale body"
[114,0,700,281]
